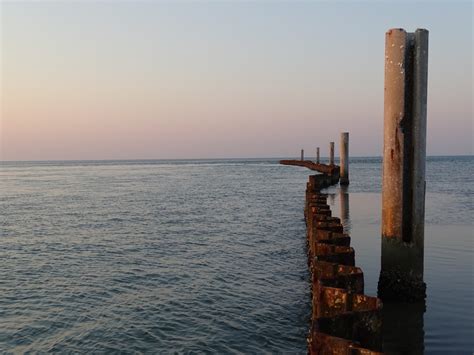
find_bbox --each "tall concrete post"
[329,142,334,165]
[316,147,320,164]
[340,132,349,185]
[378,28,429,302]
[301,149,304,161]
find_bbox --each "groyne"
[279,160,339,179]
[279,26,429,353]
[281,150,383,353]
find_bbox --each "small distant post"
[329,142,335,165]
[316,147,320,164]
[378,28,429,302]
[301,149,304,161]
[340,132,349,185]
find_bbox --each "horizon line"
[1,154,473,163]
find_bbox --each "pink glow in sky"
[1,1,472,160]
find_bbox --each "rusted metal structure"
[379,28,429,302]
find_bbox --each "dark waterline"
[1,157,472,353]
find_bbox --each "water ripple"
[1,157,472,353]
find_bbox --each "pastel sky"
[1,1,472,160]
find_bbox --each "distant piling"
[340,133,349,185]
[378,28,429,302]
[301,149,305,161]
[316,147,320,164]
[329,142,335,165]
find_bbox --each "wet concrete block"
[308,332,383,355]
[306,192,328,200]
[312,261,364,294]
[313,215,340,223]
[315,312,383,352]
[314,243,355,266]
[315,221,344,233]
[311,209,333,218]
[311,286,383,351]
[314,230,351,246]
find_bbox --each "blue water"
[1,156,472,353]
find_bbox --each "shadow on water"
[382,301,425,354]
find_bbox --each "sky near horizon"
[1,1,472,161]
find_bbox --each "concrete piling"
[301,149,304,161]
[329,142,335,165]
[316,147,320,164]
[378,28,429,302]
[340,133,349,185]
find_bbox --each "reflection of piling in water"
[340,132,349,185]
[382,301,425,353]
[327,193,335,206]
[379,28,429,302]
[339,186,350,234]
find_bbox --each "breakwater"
[279,26,432,353]
[280,160,383,354]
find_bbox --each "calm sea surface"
[1,156,472,353]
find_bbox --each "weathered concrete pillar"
[301,149,304,161]
[329,142,334,165]
[340,133,349,185]
[378,28,429,302]
[316,147,320,164]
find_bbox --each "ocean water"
[1,156,472,353]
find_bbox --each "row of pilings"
[299,131,350,185]
[282,26,429,352]
[304,172,383,354]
